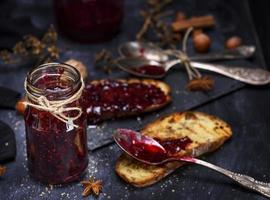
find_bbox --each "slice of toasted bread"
[115,111,232,187]
[84,79,171,123]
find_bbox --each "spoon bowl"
[116,57,166,79]
[118,41,169,63]
[114,128,168,165]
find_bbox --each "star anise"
[81,177,102,197]
[0,165,6,177]
[186,76,214,91]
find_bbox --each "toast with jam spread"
[83,79,171,123]
[115,111,232,187]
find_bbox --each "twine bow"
[164,27,202,80]
[24,77,85,128]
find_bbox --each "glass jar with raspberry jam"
[24,63,88,184]
[53,0,124,43]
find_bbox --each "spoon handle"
[179,157,270,198]
[189,62,270,85]
[189,46,255,62]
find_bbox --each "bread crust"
[115,111,232,187]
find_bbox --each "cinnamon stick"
[172,15,215,32]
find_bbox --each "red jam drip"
[131,65,166,76]
[24,71,88,184]
[83,80,167,123]
[54,0,123,43]
[155,137,192,155]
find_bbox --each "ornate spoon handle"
[190,62,270,85]
[179,157,270,198]
[189,46,255,61]
[166,59,270,85]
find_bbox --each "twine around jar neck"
[24,76,85,129]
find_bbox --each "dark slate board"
[0,0,269,200]
[0,0,265,151]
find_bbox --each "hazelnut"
[193,32,211,53]
[65,59,88,80]
[225,36,242,49]
[16,98,26,115]
[174,11,186,22]
[192,29,203,37]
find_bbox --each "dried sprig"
[42,25,57,45]
[94,49,117,74]
[94,49,113,64]
[24,35,45,55]
[13,41,28,56]
[0,50,12,63]
[0,25,59,65]
[0,165,6,177]
[81,177,102,197]
[136,0,173,44]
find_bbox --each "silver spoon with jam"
[116,57,270,85]
[114,128,270,198]
[118,41,255,63]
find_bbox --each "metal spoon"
[116,57,270,85]
[114,129,270,198]
[118,41,256,63]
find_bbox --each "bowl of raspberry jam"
[53,0,124,43]
[24,63,88,184]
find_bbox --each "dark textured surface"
[0,87,21,109]
[0,121,16,162]
[0,0,269,200]
[249,0,270,67]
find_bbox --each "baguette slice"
[115,111,232,187]
[84,79,171,123]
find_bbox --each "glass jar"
[24,63,88,184]
[53,0,124,43]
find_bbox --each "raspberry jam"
[115,129,192,164]
[115,129,168,163]
[83,80,167,123]
[131,65,166,76]
[53,0,124,43]
[155,137,192,156]
[24,63,88,184]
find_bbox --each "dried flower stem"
[0,25,59,65]
[136,0,172,41]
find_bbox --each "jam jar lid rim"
[26,62,82,100]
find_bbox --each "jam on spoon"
[131,65,166,76]
[114,128,193,164]
[114,129,270,198]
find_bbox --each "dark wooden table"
[0,0,269,199]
